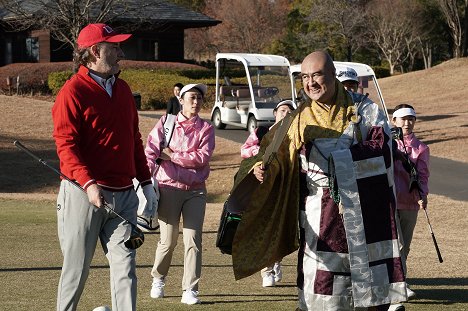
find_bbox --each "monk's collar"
[315,84,340,110]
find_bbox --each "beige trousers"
[151,187,206,291]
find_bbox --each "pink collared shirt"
[145,113,215,190]
[393,133,430,210]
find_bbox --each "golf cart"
[290,61,390,119]
[211,53,296,133]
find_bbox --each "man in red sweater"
[52,23,157,311]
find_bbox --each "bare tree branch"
[302,0,369,61]
[0,0,153,48]
[436,0,464,58]
[367,0,420,74]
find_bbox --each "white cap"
[392,107,416,119]
[336,67,359,83]
[274,99,296,111]
[179,83,207,97]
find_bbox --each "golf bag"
[216,198,242,255]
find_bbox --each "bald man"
[229,51,407,310]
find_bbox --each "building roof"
[118,1,220,28]
[0,0,220,29]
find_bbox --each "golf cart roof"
[334,61,376,77]
[290,61,376,77]
[216,53,290,67]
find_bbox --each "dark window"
[141,39,159,61]
[26,37,39,62]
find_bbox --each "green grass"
[0,198,467,310]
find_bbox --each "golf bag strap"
[262,113,294,168]
[163,113,176,148]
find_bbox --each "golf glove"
[140,183,159,219]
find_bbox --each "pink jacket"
[241,130,261,159]
[394,133,430,210]
[145,113,215,190]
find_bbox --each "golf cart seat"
[220,86,251,109]
[257,87,279,98]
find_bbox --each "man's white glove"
[140,184,159,219]
[133,179,160,232]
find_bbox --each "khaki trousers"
[56,180,138,311]
[151,187,206,291]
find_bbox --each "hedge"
[48,68,217,110]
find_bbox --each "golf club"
[392,128,443,263]
[13,140,144,249]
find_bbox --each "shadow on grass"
[0,136,59,193]
[407,278,468,304]
[197,296,297,305]
[0,263,295,272]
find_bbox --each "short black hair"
[174,83,184,89]
[394,103,414,111]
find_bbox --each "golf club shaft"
[398,135,443,263]
[13,140,136,227]
[422,207,443,263]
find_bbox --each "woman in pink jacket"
[392,103,430,304]
[145,83,215,305]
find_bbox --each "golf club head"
[124,225,145,249]
[391,127,403,141]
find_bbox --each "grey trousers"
[56,180,138,311]
[397,209,419,275]
[151,187,206,291]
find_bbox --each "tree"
[186,0,290,58]
[0,0,152,49]
[301,0,369,62]
[169,0,206,12]
[436,0,467,58]
[268,6,312,63]
[367,0,422,74]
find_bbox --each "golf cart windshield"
[249,66,290,106]
[219,59,292,108]
[291,62,389,119]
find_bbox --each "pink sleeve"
[170,124,215,169]
[145,117,165,176]
[241,130,260,159]
[416,144,430,196]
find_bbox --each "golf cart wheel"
[247,115,258,134]
[212,109,226,129]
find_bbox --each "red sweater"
[52,66,151,189]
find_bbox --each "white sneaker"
[262,272,275,287]
[273,262,283,282]
[92,307,111,311]
[406,285,416,300]
[181,289,201,305]
[150,278,165,298]
[388,304,405,311]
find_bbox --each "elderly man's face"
[301,59,336,104]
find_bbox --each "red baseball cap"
[77,23,132,48]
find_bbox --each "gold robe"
[231,81,358,280]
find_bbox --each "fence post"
[16,76,20,95]
[6,76,11,95]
